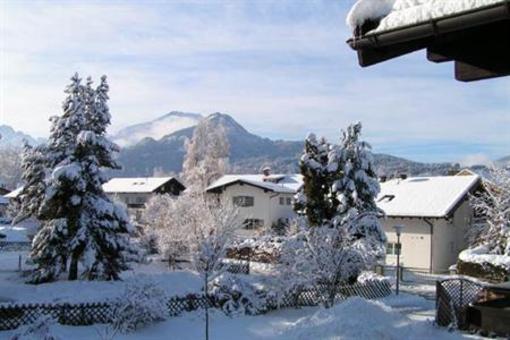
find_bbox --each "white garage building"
[377,174,482,273]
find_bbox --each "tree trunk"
[205,271,209,340]
[68,252,79,280]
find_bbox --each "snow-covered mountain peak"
[112,111,202,147]
[0,125,43,148]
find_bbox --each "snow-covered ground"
[0,255,202,304]
[0,223,31,243]
[4,295,474,340]
[0,249,479,339]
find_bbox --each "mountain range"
[112,112,466,177]
[0,125,44,148]
[3,112,507,179]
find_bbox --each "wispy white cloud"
[0,0,508,163]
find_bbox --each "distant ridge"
[114,112,468,177]
[0,125,44,148]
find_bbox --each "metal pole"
[396,233,400,295]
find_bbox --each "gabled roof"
[377,175,481,218]
[206,174,303,194]
[103,177,184,194]
[346,0,510,81]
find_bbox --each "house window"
[279,197,285,205]
[244,219,264,229]
[233,196,254,207]
[136,196,145,204]
[286,197,292,205]
[386,242,401,255]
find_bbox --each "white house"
[377,174,482,273]
[103,177,186,221]
[206,171,303,232]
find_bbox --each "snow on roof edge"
[379,175,481,218]
[347,0,507,34]
[206,174,302,194]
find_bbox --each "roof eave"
[348,2,510,51]
[347,1,510,81]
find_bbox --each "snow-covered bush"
[141,194,190,263]
[11,315,60,340]
[110,277,168,333]
[459,167,510,280]
[278,226,367,307]
[468,167,510,256]
[210,273,278,315]
[457,245,510,282]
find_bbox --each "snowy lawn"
[0,257,202,304]
[2,295,474,339]
[0,223,31,243]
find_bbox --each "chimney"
[262,166,271,177]
[399,174,407,180]
[447,168,458,176]
[380,175,387,183]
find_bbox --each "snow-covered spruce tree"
[33,74,134,282]
[328,122,386,262]
[14,143,48,223]
[279,123,385,306]
[30,74,86,282]
[468,167,510,256]
[182,118,230,193]
[0,145,23,190]
[294,133,336,226]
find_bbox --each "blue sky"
[1,0,509,164]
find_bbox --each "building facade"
[206,172,303,233]
[103,177,186,221]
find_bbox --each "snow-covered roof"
[377,175,481,218]
[103,177,182,194]
[347,0,506,34]
[206,174,303,194]
[4,187,23,199]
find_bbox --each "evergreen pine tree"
[328,122,386,260]
[68,75,133,280]
[295,133,336,226]
[30,74,134,282]
[32,74,85,282]
[14,143,48,223]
